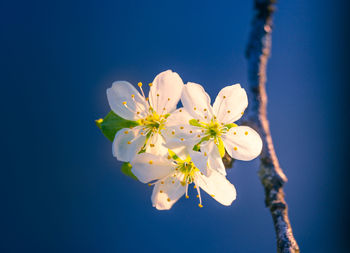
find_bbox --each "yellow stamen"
[138,82,142,87]
[149,160,153,164]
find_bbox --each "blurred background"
[1,0,349,252]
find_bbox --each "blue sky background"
[1,0,349,252]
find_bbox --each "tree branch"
[224,0,300,252]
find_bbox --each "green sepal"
[225,123,238,129]
[168,149,182,162]
[121,162,138,180]
[193,144,200,151]
[217,137,225,158]
[189,119,203,127]
[97,111,139,142]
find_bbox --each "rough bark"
[224,1,300,252]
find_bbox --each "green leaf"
[97,111,139,142]
[121,162,138,180]
[217,137,225,158]
[189,119,203,127]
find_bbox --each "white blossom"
[107,70,184,162]
[165,83,262,176]
[131,147,236,210]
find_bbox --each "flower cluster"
[99,70,262,210]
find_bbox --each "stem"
[224,0,300,252]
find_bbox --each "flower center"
[205,121,222,138]
[139,109,167,135]
[176,160,199,185]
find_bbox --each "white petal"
[145,133,168,157]
[201,141,226,176]
[151,175,186,210]
[181,82,214,122]
[107,81,148,121]
[188,149,209,176]
[222,126,262,161]
[195,170,236,206]
[131,153,174,183]
[163,108,201,148]
[112,127,146,162]
[162,143,188,161]
[212,84,248,124]
[149,70,184,114]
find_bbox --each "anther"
[245,131,248,135]
[122,101,127,105]
[198,204,203,208]
[227,110,231,113]
[194,107,197,110]
[167,98,170,101]
[180,138,184,141]
[172,181,175,184]
[172,131,175,135]
[127,141,131,144]
[124,130,129,134]
[131,94,135,98]
[138,82,142,87]
[167,155,171,159]
[150,144,155,147]
[234,132,237,135]
[185,195,189,199]
[223,96,226,99]
[196,195,199,198]
[204,152,207,156]
[148,83,153,87]
[156,93,160,97]
[204,108,207,111]
[234,147,237,151]
[160,190,163,193]
[167,198,171,202]
[180,126,184,129]
[149,160,153,164]
[197,134,201,137]
[179,109,182,112]
[189,130,193,133]
[161,181,164,184]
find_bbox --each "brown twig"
[224,0,300,252]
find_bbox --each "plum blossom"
[107,70,183,162]
[164,83,262,176]
[131,146,236,210]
